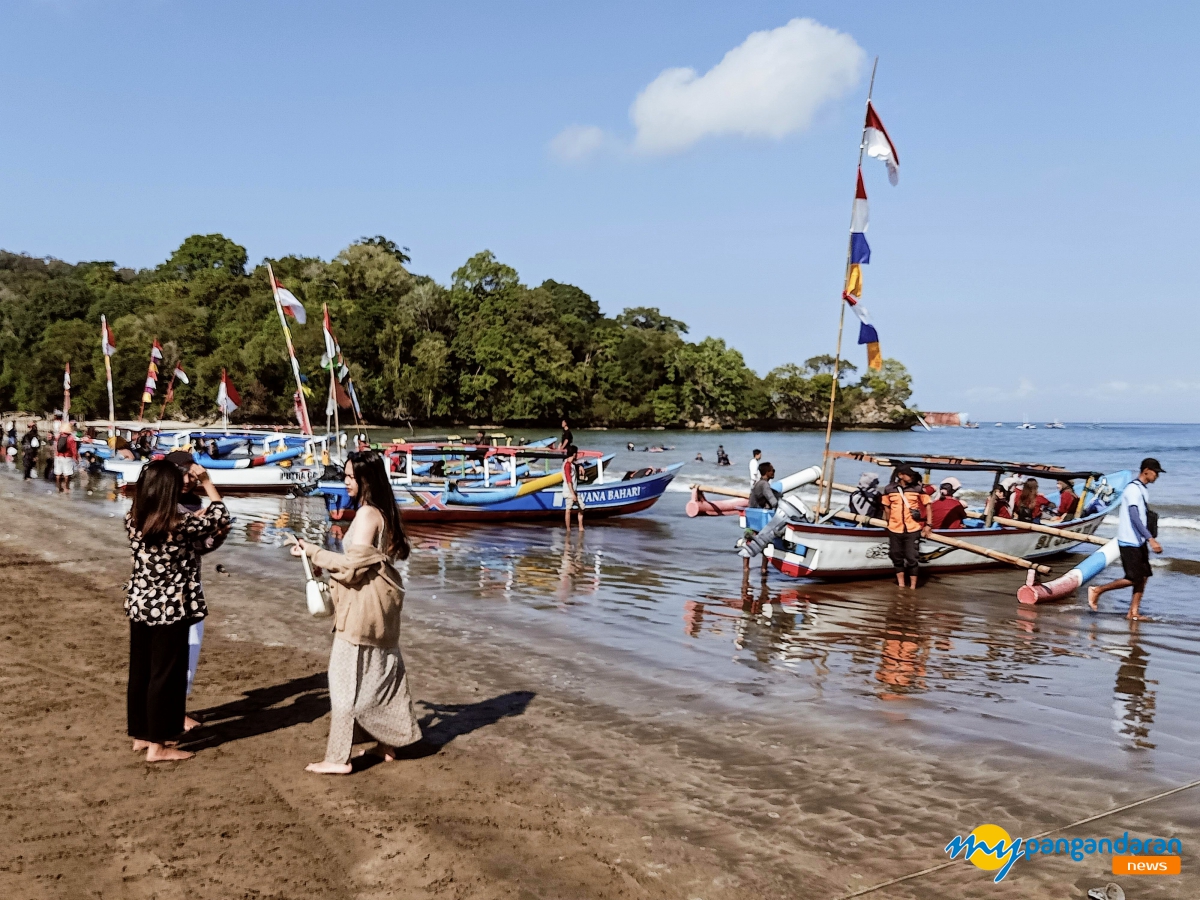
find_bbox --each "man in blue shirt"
[1088,458,1164,619]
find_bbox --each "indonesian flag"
[864,101,899,185]
[63,363,71,392]
[217,369,241,414]
[273,277,307,324]
[322,304,339,361]
[173,364,190,385]
[150,340,163,361]
[100,316,116,356]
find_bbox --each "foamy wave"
[1103,514,1200,531]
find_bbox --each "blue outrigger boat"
[314,442,682,523]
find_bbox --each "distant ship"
[1046,420,1065,429]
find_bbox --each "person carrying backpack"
[847,472,883,519]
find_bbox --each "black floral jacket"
[124,502,231,625]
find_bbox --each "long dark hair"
[132,459,183,544]
[346,451,409,560]
[1018,478,1039,509]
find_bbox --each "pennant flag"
[850,232,870,265]
[334,377,352,410]
[63,363,71,416]
[345,378,362,419]
[150,340,163,361]
[101,316,116,356]
[864,101,900,185]
[63,363,71,392]
[144,376,157,391]
[843,264,862,302]
[847,302,883,371]
[173,364,189,385]
[322,304,339,361]
[217,369,241,413]
[273,278,307,324]
[293,391,308,428]
[147,361,159,378]
[851,169,869,233]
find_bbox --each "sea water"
[22,423,1200,781]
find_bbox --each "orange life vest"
[880,484,930,533]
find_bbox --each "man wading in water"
[1089,458,1164,620]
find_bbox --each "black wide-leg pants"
[127,619,190,743]
[888,531,921,578]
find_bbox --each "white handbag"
[298,545,334,618]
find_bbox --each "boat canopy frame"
[830,451,1103,481]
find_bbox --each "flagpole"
[63,364,71,421]
[101,315,116,440]
[267,262,313,435]
[818,56,878,516]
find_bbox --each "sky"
[1,1,1197,422]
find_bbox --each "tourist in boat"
[19,423,39,480]
[880,466,931,589]
[291,451,421,773]
[1089,458,1164,620]
[563,444,585,533]
[558,418,573,450]
[847,472,883,519]
[1051,479,1078,521]
[749,449,762,485]
[53,420,78,494]
[1013,478,1052,523]
[928,477,967,529]
[987,484,1012,519]
[125,459,229,762]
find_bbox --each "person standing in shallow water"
[291,451,421,774]
[1089,458,1164,620]
[125,459,229,762]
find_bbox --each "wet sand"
[1,485,1197,899]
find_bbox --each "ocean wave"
[1103,514,1200,531]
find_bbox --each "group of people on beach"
[122,447,422,771]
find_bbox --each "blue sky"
[2,2,1197,421]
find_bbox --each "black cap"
[164,450,195,470]
[1140,457,1165,474]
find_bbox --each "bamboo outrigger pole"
[818,57,879,516]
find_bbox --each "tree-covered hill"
[0,235,918,429]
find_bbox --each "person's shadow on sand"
[181,673,535,764]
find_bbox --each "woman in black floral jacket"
[125,459,229,762]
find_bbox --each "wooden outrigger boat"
[705,452,1132,581]
[104,429,336,492]
[314,441,682,523]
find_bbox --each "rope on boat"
[829,776,1200,899]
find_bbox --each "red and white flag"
[150,340,163,361]
[864,100,899,185]
[101,316,116,356]
[322,304,339,361]
[272,277,307,324]
[63,363,71,392]
[851,169,869,233]
[173,364,190,385]
[217,369,241,414]
[63,363,71,416]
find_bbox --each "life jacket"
[880,483,928,533]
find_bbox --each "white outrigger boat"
[104,429,339,493]
[693,453,1131,581]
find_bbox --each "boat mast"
[266,262,313,435]
[818,56,878,516]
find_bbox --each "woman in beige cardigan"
[291,452,421,774]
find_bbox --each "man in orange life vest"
[880,466,932,589]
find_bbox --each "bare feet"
[183,715,201,731]
[1087,587,1100,611]
[357,743,396,762]
[305,761,353,775]
[145,743,194,762]
[132,739,150,752]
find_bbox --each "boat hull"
[317,463,683,523]
[106,458,323,492]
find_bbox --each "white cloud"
[631,18,865,155]
[549,18,864,161]
[549,125,612,163]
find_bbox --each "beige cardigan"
[307,544,405,648]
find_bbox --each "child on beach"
[125,459,229,762]
[291,451,421,774]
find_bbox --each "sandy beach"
[1,476,1197,899]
